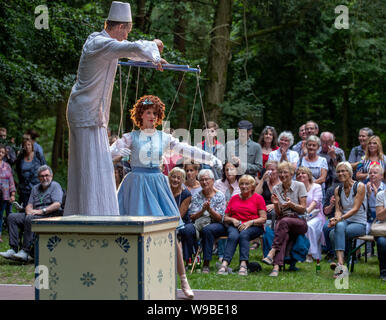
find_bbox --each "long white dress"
[64,30,160,216]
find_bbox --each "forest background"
[0,0,385,188]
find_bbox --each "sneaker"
[381,275,386,282]
[0,249,17,260]
[13,250,33,262]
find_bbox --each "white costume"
[64,3,161,216]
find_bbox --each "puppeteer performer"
[64,1,166,216]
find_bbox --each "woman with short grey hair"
[268,131,299,169]
[298,135,328,185]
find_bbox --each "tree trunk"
[135,0,147,32]
[51,98,67,173]
[204,0,233,123]
[342,88,349,153]
[173,0,187,129]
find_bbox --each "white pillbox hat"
[107,1,132,23]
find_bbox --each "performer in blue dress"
[111,95,222,299]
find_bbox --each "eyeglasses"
[38,174,51,178]
[336,170,348,174]
[199,178,212,183]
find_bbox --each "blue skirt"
[117,167,184,229]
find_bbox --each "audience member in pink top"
[296,167,325,263]
[217,175,267,276]
[214,161,241,203]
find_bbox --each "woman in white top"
[296,166,325,263]
[298,135,328,185]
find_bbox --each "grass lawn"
[185,242,386,295]
[1,231,385,295]
[0,232,34,285]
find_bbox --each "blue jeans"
[329,220,366,252]
[201,223,227,262]
[323,220,334,255]
[217,238,227,259]
[0,200,9,234]
[376,237,386,277]
[179,223,197,261]
[223,225,264,263]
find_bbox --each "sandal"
[202,266,210,274]
[262,256,273,266]
[269,269,279,277]
[217,265,228,275]
[238,265,248,276]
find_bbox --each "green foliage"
[0,0,385,170]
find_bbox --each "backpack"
[337,181,366,214]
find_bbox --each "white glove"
[120,148,131,157]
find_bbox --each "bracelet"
[238,220,242,226]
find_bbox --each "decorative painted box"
[31,215,179,300]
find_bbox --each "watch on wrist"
[42,208,47,214]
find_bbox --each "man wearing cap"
[65,1,167,216]
[225,120,263,177]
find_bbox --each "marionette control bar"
[118,61,200,73]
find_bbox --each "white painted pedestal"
[31,215,179,300]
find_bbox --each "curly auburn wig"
[130,95,165,128]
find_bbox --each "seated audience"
[15,138,46,207]
[0,165,63,262]
[198,121,225,180]
[183,162,202,197]
[348,127,373,176]
[25,129,46,162]
[217,175,266,276]
[258,126,279,170]
[262,161,307,277]
[375,190,386,281]
[298,135,328,185]
[322,179,342,261]
[188,169,226,274]
[0,144,16,242]
[296,167,324,263]
[365,164,385,256]
[0,127,17,165]
[168,167,196,264]
[162,128,182,176]
[114,162,125,189]
[214,161,241,202]
[329,162,367,278]
[214,161,241,261]
[268,131,299,169]
[319,131,346,191]
[356,135,386,182]
[255,160,280,228]
[225,120,263,177]
[292,124,306,156]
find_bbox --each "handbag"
[370,220,386,237]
